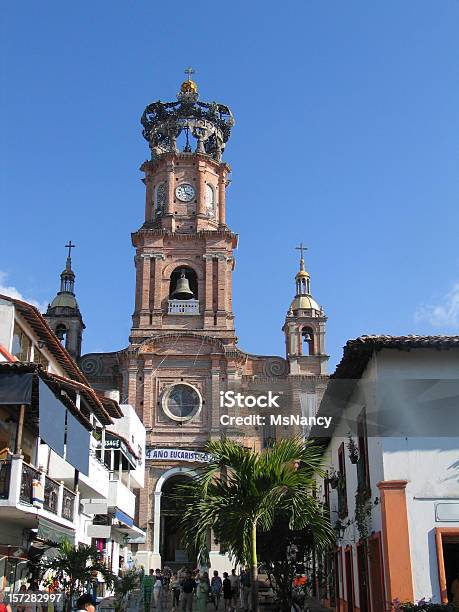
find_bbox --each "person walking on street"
[181,570,196,612]
[153,570,164,611]
[229,569,240,612]
[222,573,232,612]
[142,569,155,612]
[210,571,222,610]
[170,572,181,611]
[240,569,251,612]
[196,575,208,612]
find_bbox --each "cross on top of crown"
[184,66,195,81]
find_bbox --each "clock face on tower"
[175,183,196,202]
[161,383,202,422]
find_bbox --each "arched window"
[301,327,314,355]
[205,183,215,218]
[169,267,198,300]
[155,182,166,216]
[55,324,67,346]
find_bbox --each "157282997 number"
[7,592,64,603]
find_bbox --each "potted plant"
[329,469,340,489]
[347,433,359,464]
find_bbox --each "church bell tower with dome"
[79,71,329,572]
[45,242,85,361]
[283,244,328,375]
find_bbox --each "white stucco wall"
[377,348,459,603]
[319,347,459,606]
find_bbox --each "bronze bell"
[171,271,194,300]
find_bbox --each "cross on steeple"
[295,243,307,259]
[184,66,195,81]
[65,241,76,259]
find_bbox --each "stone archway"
[153,467,197,567]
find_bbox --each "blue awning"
[114,509,133,527]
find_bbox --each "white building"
[314,335,459,610]
[0,294,145,593]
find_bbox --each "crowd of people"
[141,567,252,612]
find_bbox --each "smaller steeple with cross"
[65,240,76,271]
[60,241,76,293]
[294,243,311,296]
[45,241,85,361]
[295,242,307,272]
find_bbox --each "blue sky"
[1,1,458,369]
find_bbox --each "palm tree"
[39,540,115,611]
[113,569,140,612]
[180,437,334,612]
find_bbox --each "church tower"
[44,242,85,361]
[131,72,237,343]
[283,244,328,375]
[79,73,329,572]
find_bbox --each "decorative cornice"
[377,480,409,491]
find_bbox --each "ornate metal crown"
[141,77,234,162]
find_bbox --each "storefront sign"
[104,433,137,467]
[145,448,211,463]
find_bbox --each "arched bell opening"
[169,267,198,300]
[301,326,315,356]
[168,267,199,315]
[55,324,67,346]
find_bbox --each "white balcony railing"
[0,455,79,526]
[167,299,199,315]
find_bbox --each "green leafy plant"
[39,541,115,612]
[179,437,334,612]
[354,490,372,540]
[346,433,359,464]
[392,597,455,611]
[113,569,140,612]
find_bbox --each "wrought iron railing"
[0,459,11,499]
[62,487,75,521]
[20,462,40,505]
[44,475,59,514]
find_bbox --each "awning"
[37,518,75,545]
[39,379,66,457]
[114,509,134,527]
[105,432,137,468]
[0,371,33,404]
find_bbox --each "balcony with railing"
[167,299,199,315]
[46,443,109,499]
[0,455,79,528]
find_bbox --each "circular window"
[161,383,202,422]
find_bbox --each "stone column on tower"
[140,255,152,326]
[218,169,227,226]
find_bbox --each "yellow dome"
[295,269,310,279]
[181,79,198,94]
[290,295,321,311]
[49,293,78,309]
